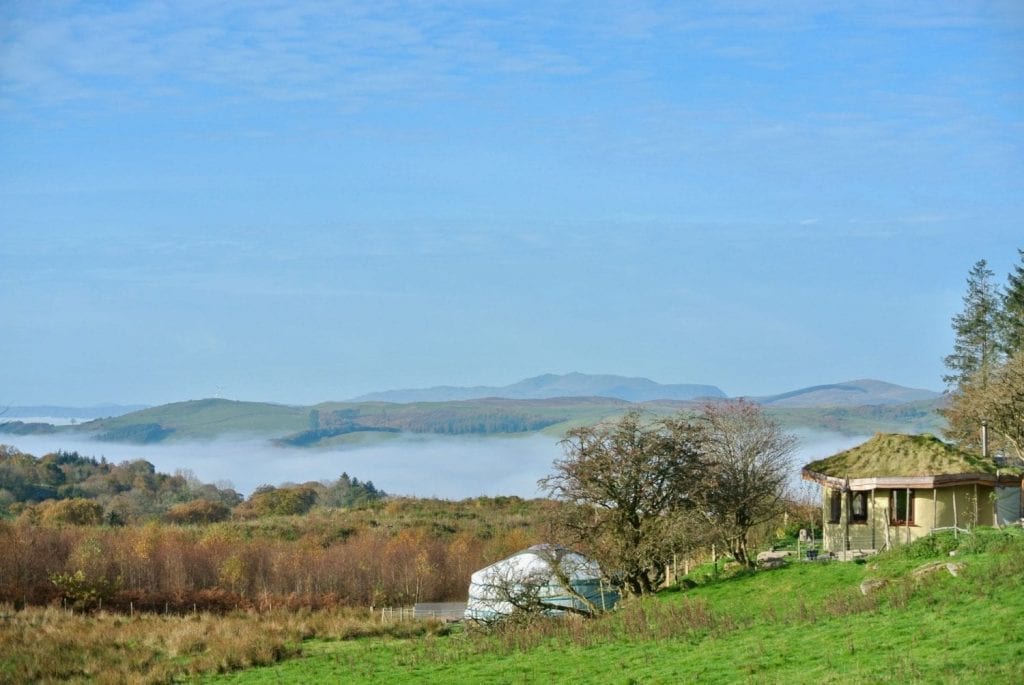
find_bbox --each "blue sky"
[2,1,1022,406]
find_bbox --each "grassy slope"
[207,532,1024,684]
[51,396,948,445]
[73,399,310,440]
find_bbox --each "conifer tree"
[943,259,1002,389]
[999,248,1024,357]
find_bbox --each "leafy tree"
[165,499,232,524]
[944,259,1002,389]
[49,569,118,611]
[39,498,104,526]
[245,485,318,516]
[944,350,1024,461]
[692,401,796,567]
[318,472,384,508]
[539,411,705,596]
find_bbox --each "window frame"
[828,489,842,524]
[890,489,915,525]
[849,491,868,523]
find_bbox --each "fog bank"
[0,433,562,499]
[1,429,868,500]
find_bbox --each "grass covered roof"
[802,433,998,479]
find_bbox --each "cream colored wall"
[820,484,996,553]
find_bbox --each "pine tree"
[999,248,1024,357]
[943,259,1002,390]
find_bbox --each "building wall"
[821,484,997,553]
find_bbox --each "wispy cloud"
[0,1,589,112]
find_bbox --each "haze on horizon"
[2,2,1022,408]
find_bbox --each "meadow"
[3,528,1021,684]
[206,528,1024,684]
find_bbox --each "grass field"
[5,530,1019,683]
[204,529,1024,684]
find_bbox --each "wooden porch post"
[953,489,959,539]
[871,487,876,549]
[905,488,911,545]
[973,483,979,528]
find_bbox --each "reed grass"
[0,605,446,684]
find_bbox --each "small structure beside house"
[464,544,619,623]
[802,433,1023,555]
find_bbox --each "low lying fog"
[1,429,868,499]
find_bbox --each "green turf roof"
[802,433,998,479]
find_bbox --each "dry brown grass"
[0,603,446,684]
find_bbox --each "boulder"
[859,578,888,596]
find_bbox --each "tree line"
[0,496,546,611]
[0,446,384,524]
[941,250,1024,461]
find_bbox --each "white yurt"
[464,544,619,622]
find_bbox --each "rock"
[860,578,888,596]
[912,560,964,578]
[756,551,790,562]
[759,558,786,570]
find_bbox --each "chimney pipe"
[981,420,989,458]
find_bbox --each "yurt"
[464,544,619,622]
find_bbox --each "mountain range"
[351,373,938,406]
[0,373,945,448]
[350,372,728,403]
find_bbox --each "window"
[850,491,868,523]
[890,489,914,525]
[829,489,842,524]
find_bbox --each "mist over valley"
[1,428,867,500]
[0,373,943,497]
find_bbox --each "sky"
[2,1,1023,407]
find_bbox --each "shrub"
[167,499,232,525]
[49,569,118,610]
[39,498,104,526]
[244,486,318,517]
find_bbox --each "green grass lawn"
[204,531,1024,684]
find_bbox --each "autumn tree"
[39,498,104,526]
[539,411,705,596]
[944,351,1024,461]
[243,485,318,517]
[166,499,232,524]
[692,401,796,567]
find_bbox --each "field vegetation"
[202,528,1024,684]
[0,494,551,612]
[4,527,1020,683]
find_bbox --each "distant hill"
[0,376,947,447]
[754,379,941,407]
[351,372,727,403]
[2,404,148,420]
[71,399,310,442]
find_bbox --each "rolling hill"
[0,374,947,446]
[754,378,940,407]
